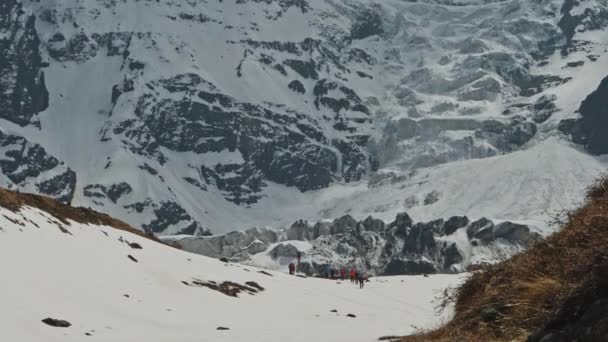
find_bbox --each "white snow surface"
[254,138,608,232]
[0,205,465,342]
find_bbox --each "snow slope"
[0,203,464,342]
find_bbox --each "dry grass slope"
[396,174,608,342]
[0,188,165,244]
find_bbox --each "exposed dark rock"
[423,191,440,205]
[128,242,143,249]
[189,279,262,297]
[467,218,494,239]
[383,258,437,276]
[443,216,469,236]
[442,242,463,270]
[0,0,49,126]
[0,130,76,203]
[83,182,133,203]
[245,281,264,291]
[565,60,584,68]
[493,222,540,245]
[362,216,385,232]
[142,201,203,234]
[288,80,306,94]
[217,327,230,331]
[127,254,138,263]
[48,31,99,63]
[351,8,383,40]
[392,212,413,230]
[284,59,318,79]
[332,215,358,234]
[532,94,558,124]
[558,118,587,145]
[403,222,435,255]
[576,74,608,154]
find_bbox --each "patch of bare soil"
[184,279,265,297]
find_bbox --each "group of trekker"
[288,262,368,289]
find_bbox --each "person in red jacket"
[349,268,356,282]
[288,262,295,275]
[340,268,346,281]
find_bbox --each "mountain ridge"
[1,0,607,235]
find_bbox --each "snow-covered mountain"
[1,0,608,235]
[0,189,463,342]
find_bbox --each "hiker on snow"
[357,272,366,289]
[350,268,356,282]
[288,262,295,275]
[340,267,346,281]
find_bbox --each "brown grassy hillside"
[395,175,608,342]
[0,188,164,244]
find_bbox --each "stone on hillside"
[42,318,71,328]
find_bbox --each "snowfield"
[0,205,464,342]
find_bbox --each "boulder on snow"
[42,318,71,328]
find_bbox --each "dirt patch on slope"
[183,279,265,297]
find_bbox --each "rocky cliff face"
[0,0,607,235]
[0,0,49,127]
[166,212,540,276]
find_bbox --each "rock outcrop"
[170,212,540,276]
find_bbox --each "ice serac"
[167,212,541,276]
[0,0,607,234]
